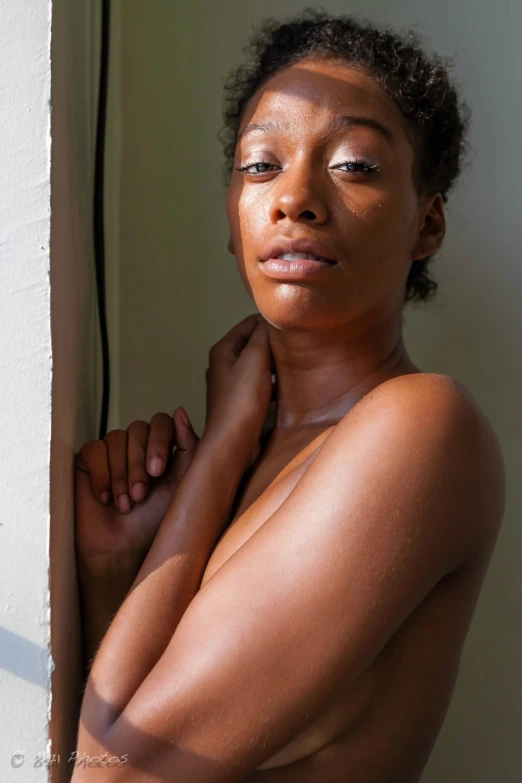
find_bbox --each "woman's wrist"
[77,550,145,586]
[198,423,256,474]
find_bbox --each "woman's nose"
[268,163,328,225]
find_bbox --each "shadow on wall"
[0,626,50,688]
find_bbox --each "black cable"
[94,0,111,440]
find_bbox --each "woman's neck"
[267,312,420,432]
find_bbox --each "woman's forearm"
[77,560,142,682]
[81,434,247,730]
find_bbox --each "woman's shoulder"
[339,370,505,500]
[346,371,500,446]
[329,370,506,561]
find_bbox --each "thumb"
[165,408,199,490]
[173,407,199,452]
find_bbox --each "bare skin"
[73,58,506,782]
[200,373,503,782]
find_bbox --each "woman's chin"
[253,300,348,333]
[250,277,377,331]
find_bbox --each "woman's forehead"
[238,59,409,145]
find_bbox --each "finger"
[210,313,261,364]
[76,440,112,503]
[172,407,199,452]
[146,412,175,477]
[104,429,132,513]
[167,408,200,488]
[126,420,151,502]
[237,321,271,371]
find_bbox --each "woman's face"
[226,57,444,331]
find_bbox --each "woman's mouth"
[259,253,338,281]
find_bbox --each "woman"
[72,11,505,782]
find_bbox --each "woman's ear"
[228,236,235,255]
[411,193,446,261]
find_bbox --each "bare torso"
[199,378,496,782]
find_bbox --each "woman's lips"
[259,257,338,281]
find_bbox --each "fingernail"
[131,482,146,502]
[149,457,163,476]
[118,494,131,513]
[100,491,110,504]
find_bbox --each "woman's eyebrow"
[236,120,286,143]
[236,115,395,145]
[330,115,395,144]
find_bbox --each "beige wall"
[49,1,101,779]
[117,2,260,435]
[115,2,521,780]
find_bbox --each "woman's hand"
[74,408,199,579]
[203,314,273,470]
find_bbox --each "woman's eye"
[234,161,279,175]
[333,159,379,174]
[233,159,378,176]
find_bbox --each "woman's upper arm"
[92,375,501,783]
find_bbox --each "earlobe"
[411,233,441,261]
[412,194,446,261]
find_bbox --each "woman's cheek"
[234,253,255,300]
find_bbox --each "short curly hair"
[219,9,471,304]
